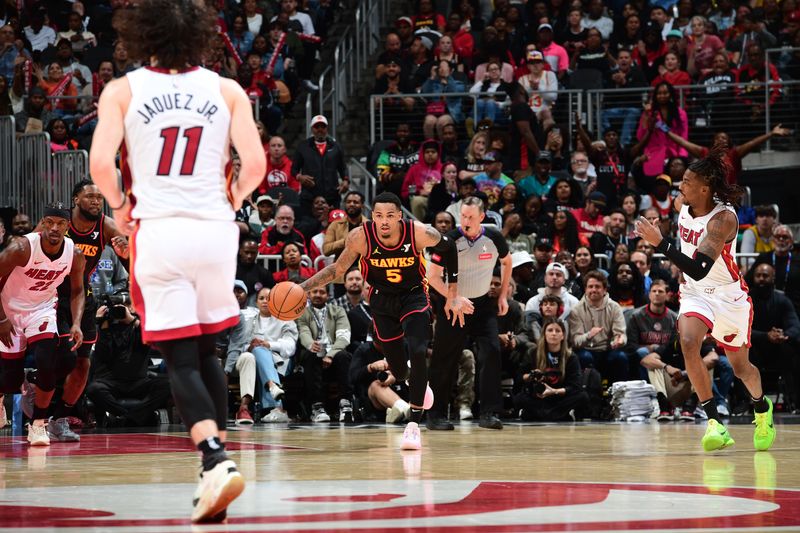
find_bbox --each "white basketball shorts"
[130,217,240,343]
[679,280,753,350]
[0,305,58,358]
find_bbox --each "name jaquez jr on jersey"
[135,93,219,125]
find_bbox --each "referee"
[427,197,512,430]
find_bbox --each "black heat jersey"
[57,215,105,298]
[360,219,426,294]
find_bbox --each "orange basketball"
[268,281,307,320]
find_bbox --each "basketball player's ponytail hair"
[687,145,745,207]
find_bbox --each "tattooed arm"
[299,227,366,292]
[635,210,737,281]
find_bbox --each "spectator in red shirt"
[260,135,300,194]
[272,242,316,283]
[259,205,308,255]
[633,21,668,82]
[651,51,691,88]
[571,191,607,246]
[686,16,725,78]
[444,12,474,62]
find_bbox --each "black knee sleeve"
[32,337,59,392]
[160,338,218,429]
[0,358,25,394]
[405,335,428,406]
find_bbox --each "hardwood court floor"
[2,419,800,532]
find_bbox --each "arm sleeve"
[428,232,459,283]
[656,239,715,281]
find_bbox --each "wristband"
[109,194,127,210]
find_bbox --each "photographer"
[85,297,171,427]
[513,318,589,421]
[348,339,410,424]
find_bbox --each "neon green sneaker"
[702,418,735,452]
[753,397,776,451]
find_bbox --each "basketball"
[268,281,307,320]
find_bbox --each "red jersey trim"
[0,350,25,360]
[371,220,407,252]
[142,315,239,343]
[682,311,713,331]
[27,332,58,345]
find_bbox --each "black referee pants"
[429,294,502,417]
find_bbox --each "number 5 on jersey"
[386,268,402,283]
[157,126,203,175]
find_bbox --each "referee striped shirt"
[447,226,509,299]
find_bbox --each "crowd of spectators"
[2,0,800,429]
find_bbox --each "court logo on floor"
[1,479,798,531]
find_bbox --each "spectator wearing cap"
[518,151,557,199]
[292,114,349,212]
[473,152,512,207]
[639,174,674,218]
[247,194,277,239]
[395,16,415,51]
[52,38,92,99]
[444,12,474,62]
[525,261,581,323]
[376,122,418,198]
[590,208,631,261]
[236,239,276,306]
[569,271,628,383]
[519,50,558,130]
[536,22,569,81]
[402,139,442,220]
[324,190,367,261]
[602,49,648,147]
[571,191,607,246]
[511,251,537,304]
[421,59,465,138]
[530,238,555,290]
[408,35,435,90]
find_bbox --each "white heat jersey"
[123,66,233,221]
[1,233,74,314]
[676,202,742,291]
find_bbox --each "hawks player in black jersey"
[301,192,471,450]
[50,180,129,430]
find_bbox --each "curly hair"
[113,0,217,69]
[688,145,744,206]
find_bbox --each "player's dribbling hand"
[70,324,83,351]
[0,319,16,348]
[634,216,663,247]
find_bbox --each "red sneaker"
[235,406,253,425]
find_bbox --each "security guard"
[427,196,513,430]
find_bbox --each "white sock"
[393,399,410,418]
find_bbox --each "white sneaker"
[261,409,290,423]
[311,403,330,423]
[401,422,421,450]
[386,402,409,424]
[191,460,245,523]
[27,421,50,446]
[458,405,473,420]
[0,399,7,429]
[717,403,730,417]
[47,417,80,441]
[268,382,285,401]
